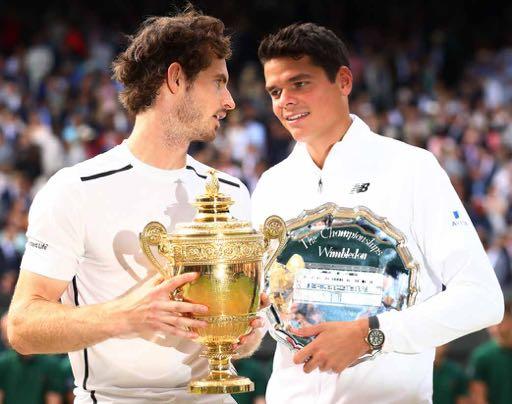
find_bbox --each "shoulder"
[71,145,132,181]
[40,146,131,189]
[30,148,129,216]
[370,132,436,164]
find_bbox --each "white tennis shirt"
[21,141,251,403]
[251,115,503,404]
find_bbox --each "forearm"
[379,251,503,353]
[8,297,124,354]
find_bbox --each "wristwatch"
[365,316,385,352]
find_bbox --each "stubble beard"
[162,93,216,148]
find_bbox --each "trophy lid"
[173,170,255,237]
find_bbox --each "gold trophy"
[140,170,286,394]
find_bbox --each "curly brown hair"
[112,10,231,115]
[258,23,350,83]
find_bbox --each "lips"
[284,112,310,124]
[213,111,226,120]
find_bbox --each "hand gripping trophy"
[140,170,286,394]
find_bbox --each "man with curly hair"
[7,9,261,404]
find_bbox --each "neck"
[306,115,352,169]
[127,110,188,170]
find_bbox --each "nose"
[223,88,235,111]
[276,89,296,109]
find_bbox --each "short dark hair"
[258,23,350,82]
[112,9,231,115]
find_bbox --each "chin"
[195,130,217,143]
[288,129,308,143]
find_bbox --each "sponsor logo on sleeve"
[451,210,469,227]
[28,240,49,250]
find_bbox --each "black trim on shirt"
[185,165,240,188]
[80,164,133,182]
[72,277,97,403]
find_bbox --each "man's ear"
[336,66,353,96]
[166,62,184,94]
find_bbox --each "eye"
[270,89,281,99]
[215,79,223,88]
[294,81,307,89]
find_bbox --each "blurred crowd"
[0,3,512,404]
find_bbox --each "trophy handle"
[139,221,177,278]
[262,215,287,274]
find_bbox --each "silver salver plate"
[263,203,419,361]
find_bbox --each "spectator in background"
[0,129,13,169]
[433,343,469,404]
[468,294,512,404]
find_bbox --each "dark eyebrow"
[287,73,312,82]
[265,73,313,92]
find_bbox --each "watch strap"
[369,315,380,330]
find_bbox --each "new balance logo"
[350,183,370,193]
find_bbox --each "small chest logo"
[350,182,370,194]
[29,240,48,250]
[452,210,469,227]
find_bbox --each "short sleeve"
[20,168,85,281]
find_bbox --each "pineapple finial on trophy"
[205,169,220,198]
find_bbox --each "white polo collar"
[290,114,373,175]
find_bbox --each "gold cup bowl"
[140,170,286,394]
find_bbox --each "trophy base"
[189,374,254,394]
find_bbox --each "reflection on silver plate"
[263,203,419,363]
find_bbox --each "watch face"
[368,329,385,348]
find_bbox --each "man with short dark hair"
[7,10,261,403]
[252,23,504,403]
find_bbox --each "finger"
[303,355,322,374]
[158,272,200,293]
[238,330,256,345]
[260,293,270,308]
[293,344,315,365]
[319,361,330,373]
[249,317,264,328]
[159,323,200,339]
[168,301,208,314]
[291,323,323,337]
[159,314,208,329]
